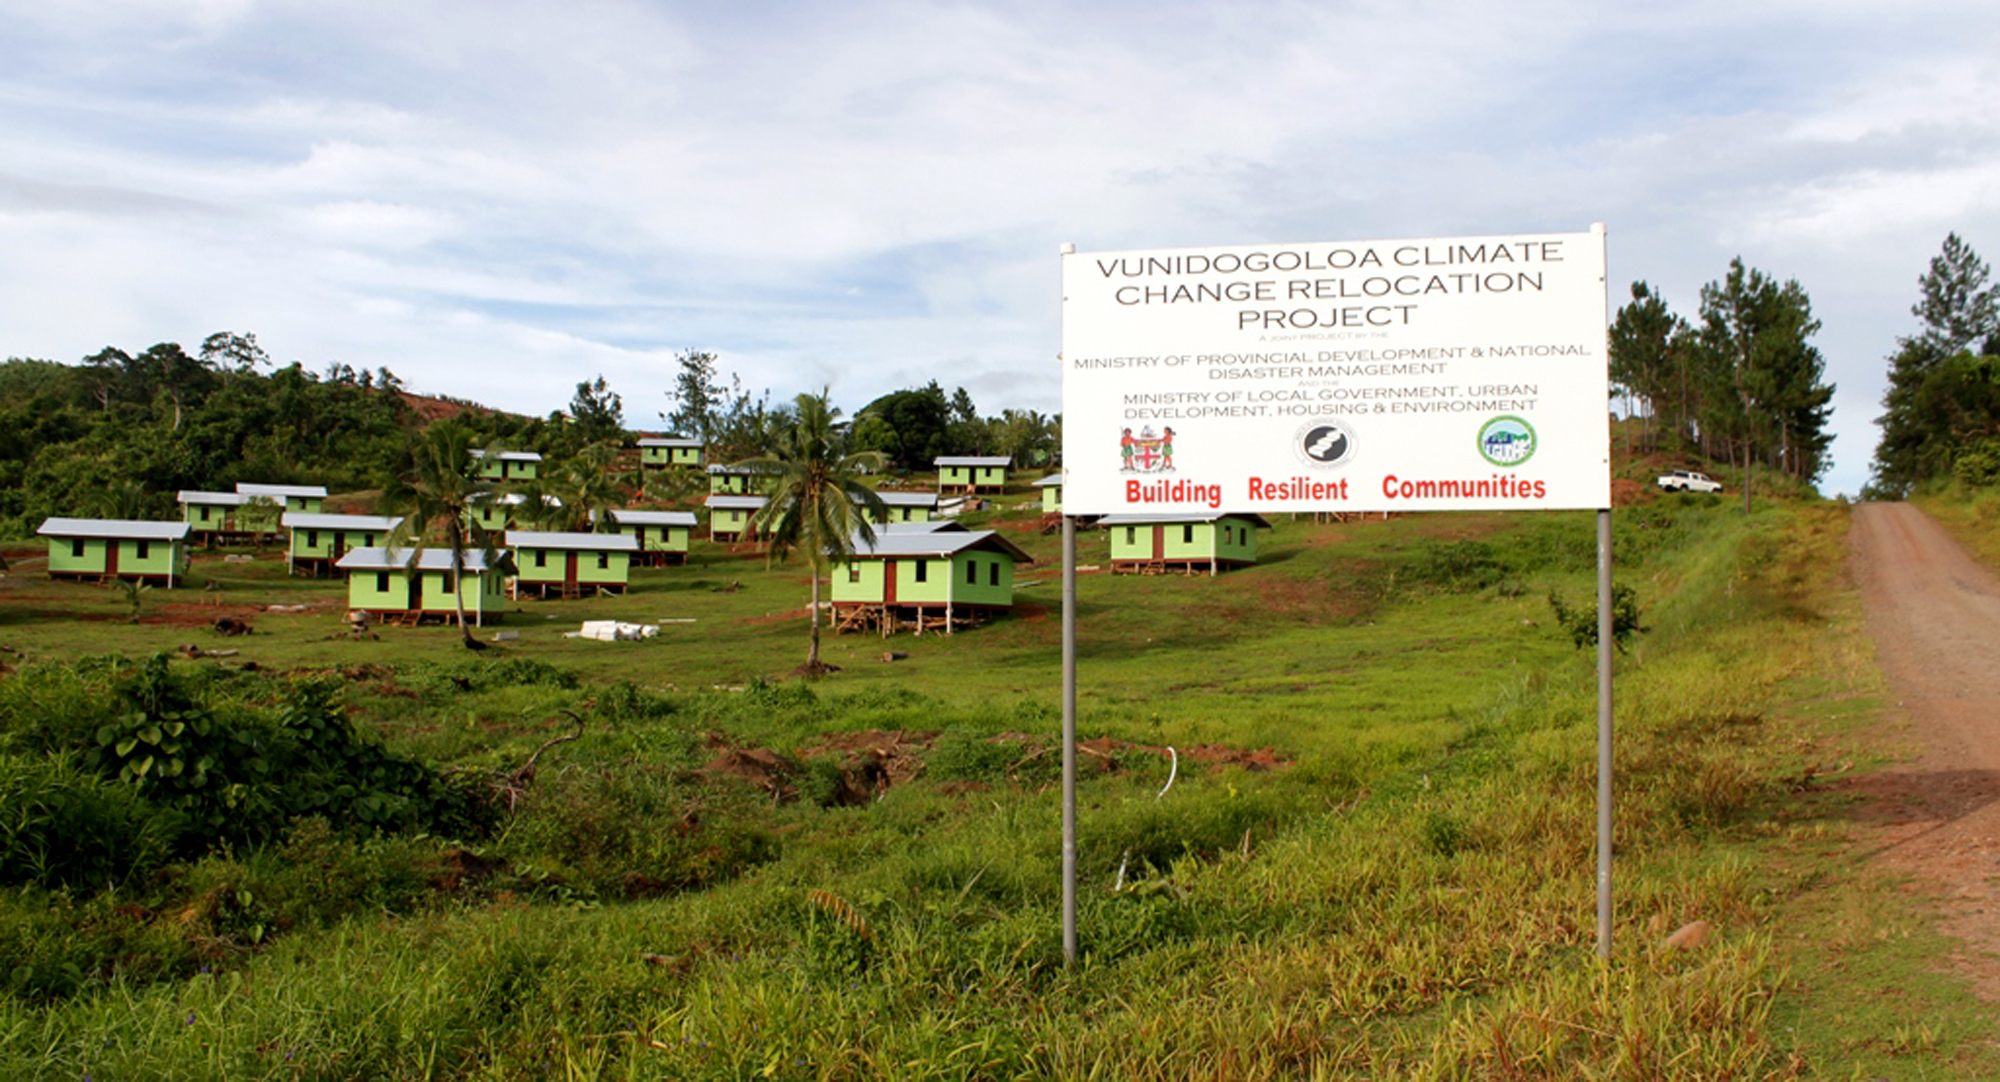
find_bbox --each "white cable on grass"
[1156,746,1178,800]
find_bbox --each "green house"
[468,492,562,533]
[1099,513,1269,575]
[704,494,767,542]
[639,438,703,468]
[606,509,697,566]
[38,518,191,587]
[830,526,1032,635]
[334,547,505,626]
[178,490,256,544]
[934,456,1010,494]
[1035,474,1064,513]
[236,483,326,514]
[507,531,638,599]
[471,450,543,481]
[284,513,402,577]
[706,463,779,495]
[856,490,937,524]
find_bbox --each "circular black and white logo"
[1292,418,1357,469]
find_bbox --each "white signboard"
[1060,229,1610,515]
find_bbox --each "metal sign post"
[1061,513,1078,966]
[1596,509,1614,958]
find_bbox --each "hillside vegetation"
[3,481,1988,1078]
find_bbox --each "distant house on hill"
[1035,473,1064,514]
[934,456,1011,495]
[470,449,543,481]
[334,547,504,626]
[1097,512,1269,575]
[468,492,561,533]
[284,513,402,577]
[829,527,1031,636]
[706,462,778,495]
[178,490,256,544]
[38,518,191,587]
[638,438,703,468]
[704,494,767,542]
[857,490,937,524]
[605,509,697,566]
[235,483,326,514]
[506,531,638,599]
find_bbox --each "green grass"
[1,492,1995,1077]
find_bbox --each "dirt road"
[1850,501,2000,997]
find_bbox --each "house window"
[135,541,151,560]
[307,530,319,548]
[1125,527,1136,545]
[914,561,928,583]
[900,508,911,522]
[376,572,390,592]
[71,539,85,558]
[199,507,211,522]
[534,550,547,568]
[990,562,1000,587]
[635,527,647,544]
[362,533,375,547]
[1182,524,1194,544]
[966,560,978,585]
[596,551,609,570]
[847,565,861,583]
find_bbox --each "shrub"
[0,754,180,890]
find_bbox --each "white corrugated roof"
[505,531,639,551]
[235,483,328,499]
[38,518,192,541]
[1096,512,1272,527]
[842,528,1030,562]
[934,456,1011,467]
[705,495,767,510]
[282,513,403,531]
[608,509,699,527]
[469,449,543,462]
[862,491,937,507]
[334,547,497,572]
[1034,473,1065,487]
[178,490,249,505]
[638,438,702,448]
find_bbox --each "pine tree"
[1871,234,2000,496]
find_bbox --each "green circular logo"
[1477,416,1537,467]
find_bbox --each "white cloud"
[2,0,1998,496]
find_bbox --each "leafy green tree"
[567,375,624,444]
[663,349,724,441]
[1608,282,1695,454]
[1695,258,1834,508]
[742,392,888,676]
[381,423,509,649]
[856,382,950,470]
[540,442,626,532]
[1871,234,2000,496]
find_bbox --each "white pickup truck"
[1657,469,1723,493]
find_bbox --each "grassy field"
[1,483,1994,1078]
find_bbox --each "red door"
[105,541,120,577]
[564,552,579,589]
[1150,526,1165,560]
[883,560,897,604]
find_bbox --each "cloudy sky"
[2,1,1995,496]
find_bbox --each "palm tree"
[743,391,888,677]
[381,423,510,649]
[544,441,627,532]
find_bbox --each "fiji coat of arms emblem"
[1119,425,1176,473]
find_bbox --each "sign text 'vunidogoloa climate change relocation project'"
[1060,229,1611,515]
